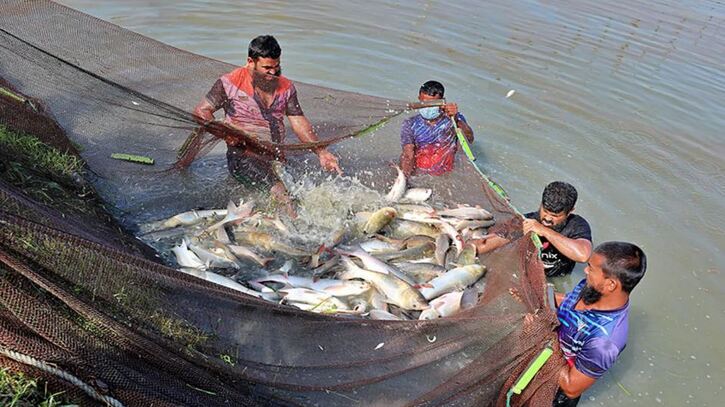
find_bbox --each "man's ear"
[246,57,254,66]
[608,277,619,293]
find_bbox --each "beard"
[579,283,603,305]
[252,69,281,93]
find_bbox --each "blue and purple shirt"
[557,279,629,379]
[400,113,469,175]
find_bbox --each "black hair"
[595,241,647,293]
[541,181,578,214]
[248,35,281,59]
[419,80,445,98]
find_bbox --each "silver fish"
[336,245,417,286]
[403,188,432,202]
[205,200,254,233]
[368,309,402,320]
[188,240,240,269]
[436,221,463,255]
[375,242,435,262]
[454,219,496,231]
[434,234,450,266]
[226,243,272,267]
[340,256,428,310]
[141,208,227,233]
[280,288,350,311]
[392,262,445,284]
[438,206,493,220]
[385,165,407,202]
[388,220,440,239]
[419,265,486,300]
[172,239,206,269]
[179,268,261,298]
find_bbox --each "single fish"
[393,262,445,284]
[385,165,407,202]
[271,160,297,195]
[226,243,273,266]
[436,221,464,255]
[340,256,428,310]
[375,242,435,262]
[403,188,432,202]
[419,265,486,300]
[369,309,402,320]
[434,234,450,266]
[367,288,389,312]
[401,235,436,249]
[179,268,261,298]
[336,245,417,286]
[438,206,493,220]
[456,243,478,266]
[388,220,440,239]
[214,226,232,244]
[454,219,496,232]
[205,200,254,232]
[429,291,464,317]
[419,308,441,320]
[399,211,441,224]
[172,239,206,269]
[141,208,227,233]
[188,240,240,269]
[286,301,346,314]
[363,207,397,235]
[359,238,398,253]
[234,231,311,257]
[279,288,350,311]
[349,297,370,313]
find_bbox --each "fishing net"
[0,1,564,405]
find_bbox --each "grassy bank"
[0,367,73,407]
[0,124,91,213]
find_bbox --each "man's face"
[538,206,569,231]
[581,252,617,305]
[249,57,281,92]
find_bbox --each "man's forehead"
[540,207,567,217]
[254,57,280,67]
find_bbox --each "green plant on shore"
[0,125,83,176]
[0,367,72,407]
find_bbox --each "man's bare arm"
[288,115,342,174]
[469,234,510,255]
[523,219,592,262]
[193,98,216,125]
[558,364,596,399]
[456,116,474,143]
[400,144,416,177]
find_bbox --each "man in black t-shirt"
[470,181,592,277]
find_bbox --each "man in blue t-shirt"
[552,241,647,406]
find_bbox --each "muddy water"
[58,1,725,405]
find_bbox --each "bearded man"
[193,35,341,209]
[552,241,647,405]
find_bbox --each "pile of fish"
[140,165,496,320]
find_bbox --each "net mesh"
[0,1,564,405]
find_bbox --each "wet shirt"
[557,279,629,379]
[524,212,591,276]
[205,66,304,143]
[400,113,468,175]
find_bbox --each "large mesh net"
[0,1,564,405]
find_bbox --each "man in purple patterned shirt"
[552,241,647,406]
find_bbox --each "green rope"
[461,138,543,252]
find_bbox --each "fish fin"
[414,283,434,289]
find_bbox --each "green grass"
[0,124,92,211]
[0,125,83,177]
[0,367,74,407]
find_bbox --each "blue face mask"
[419,106,441,120]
